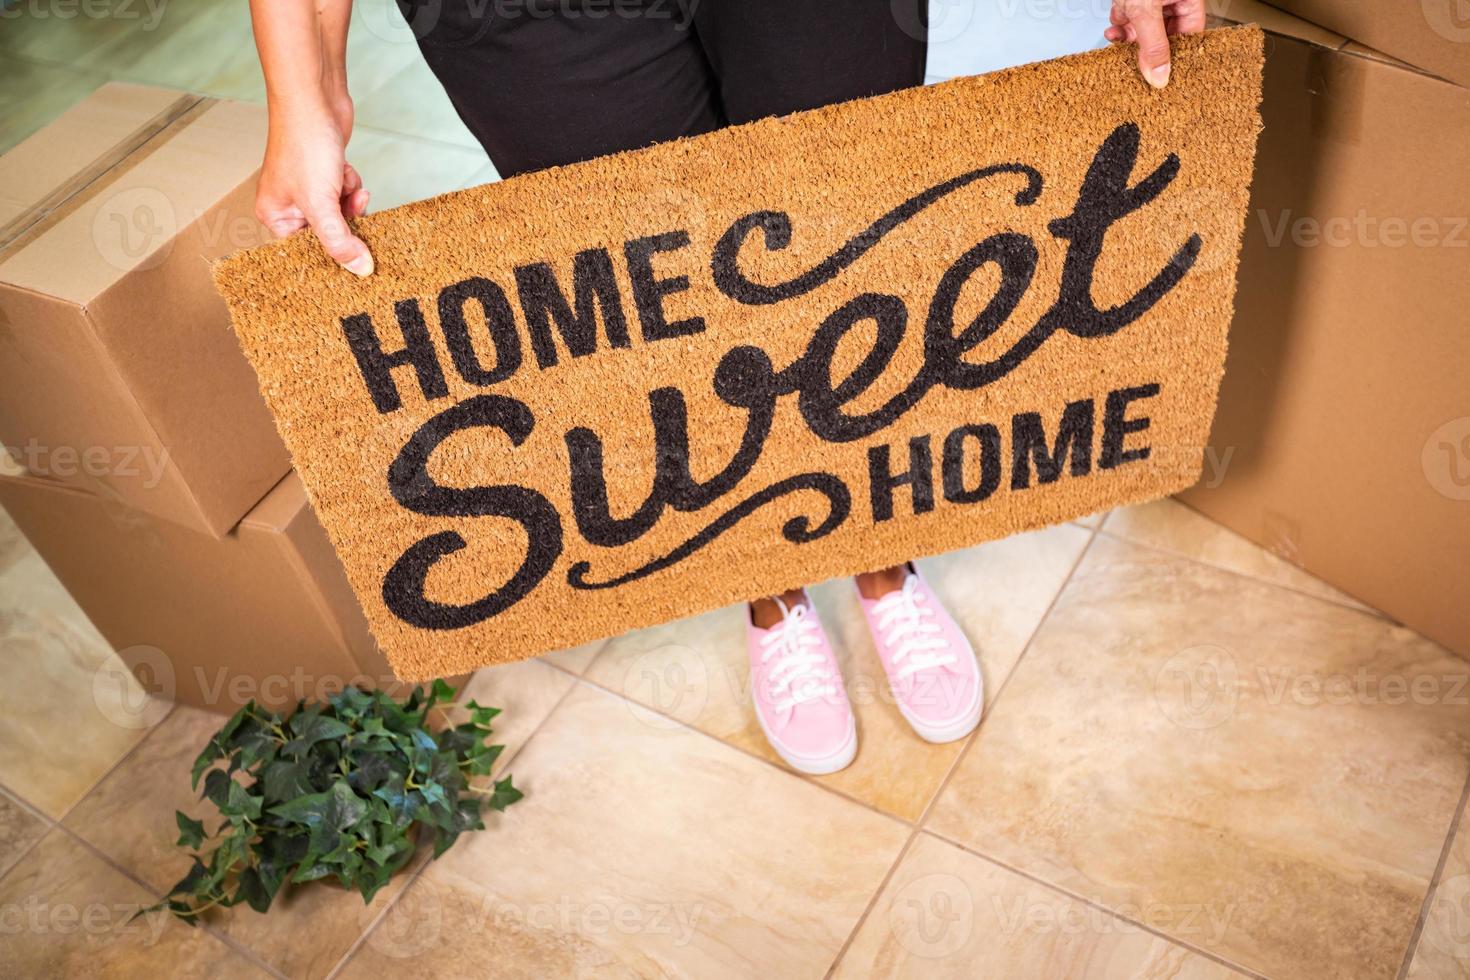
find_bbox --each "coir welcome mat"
[217,27,1264,680]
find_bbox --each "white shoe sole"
[897,686,983,743]
[895,638,985,744]
[753,709,858,776]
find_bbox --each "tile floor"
[5,3,1470,979]
[5,496,1470,979]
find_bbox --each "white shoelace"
[759,599,837,712]
[872,575,955,680]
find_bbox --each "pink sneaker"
[746,593,857,775]
[857,565,983,743]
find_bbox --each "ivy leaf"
[283,713,351,758]
[487,776,524,812]
[465,700,501,728]
[261,758,316,803]
[174,811,206,850]
[190,739,224,791]
[234,867,273,914]
[428,678,456,706]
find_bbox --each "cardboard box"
[1257,0,1470,88]
[0,468,399,714]
[0,82,290,538]
[1183,2,1470,657]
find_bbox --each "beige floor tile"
[65,707,239,894]
[340,683,908,978]
[0,787,49,879]
[1103,497,1375,611]
[1073,510,1108,529]
[0,504,27,577]
[834,832,1246,979]
[0,549,159,817]
[537,640,606,676]
[1407,803,1470,979]
[348,128,489,212]
[585,524,1092,820]
[927,534,1470,980]
[0,829,270,978]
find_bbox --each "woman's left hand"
[1105,0,1206,89]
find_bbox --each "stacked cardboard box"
[0,83,397,713]
[1184,1,1470,657]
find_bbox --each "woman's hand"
[256,100,373,276]
[1104,0,1206,89]
[249,0,373,276]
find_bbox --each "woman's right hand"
[255,99,374,276]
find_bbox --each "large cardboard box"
[0,468,398,714]
[1257,0,1470,88]
[1184,2,1470,657]
[0,83,290,538]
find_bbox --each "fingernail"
[346,254,374,277]
[1147,62,1171,89]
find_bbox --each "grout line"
[323,663,586,980]
[549,658,918,829]
[923,826,1268,980]
[49,821,288,979]
[823,527,1101,977]
[1093,520,1389,622]
[51,699,178,827]
[1396,764,1470,980]
[0,780,56,886]
[822,830,922,980]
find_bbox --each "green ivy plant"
[146,679,522,921]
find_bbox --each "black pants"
[398,0,928,177]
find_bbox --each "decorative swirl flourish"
[567,472,851,590]
[711,162,1044,306]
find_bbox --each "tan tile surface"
[928,534,1470,980]
[585,525,1091,820]
[538,640,606,675]
[0,787,49,879]
[342,683,908,978]
[1408,803,1470,979]
[1103,497,1374,611]
[0,549,159,817]
[0,830,269,978]
[0,505,26,577]
[835,832,1246,978]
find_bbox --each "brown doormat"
[216,27,1263,680]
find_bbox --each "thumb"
[1127,1,1172,88]
[303,197,374,276]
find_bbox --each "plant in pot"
[147,679,521,920]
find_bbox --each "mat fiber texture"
[216,27,1264,679]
